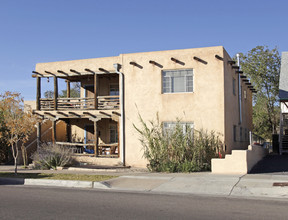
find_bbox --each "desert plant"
[134,114,223,172]
[31,143,72,170]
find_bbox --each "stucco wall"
[122,46,226,167]
[223,49,253,153]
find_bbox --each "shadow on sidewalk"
[250,154,288,174]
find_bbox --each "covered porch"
[34,110,120,158]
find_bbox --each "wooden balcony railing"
[39,96,119,111]
[98,96,120,110]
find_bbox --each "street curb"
[24,179,93,188]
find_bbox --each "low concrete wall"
[211,145,268,174]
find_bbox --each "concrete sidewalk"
[1,165,288,199]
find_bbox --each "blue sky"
[0,0,287,100]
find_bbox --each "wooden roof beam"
[32,71,44,77]
[57,70,69,76]
[232,66,240,69]
[236,70,243,74]
[215,55,224,61]
[84,68,95,74]
[228,60,236,65]
[149,60,163,68]
[98,68,109,73]
[193,56,207,65]
[129,61,143,69]
[44,71,56,76]
[70,69,81,75]
[171,57,185,66]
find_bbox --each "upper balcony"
[39,96,119,111]
[32,69,120,112]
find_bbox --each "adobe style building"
[32,46,253,168]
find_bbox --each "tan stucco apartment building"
[32,46,253,168]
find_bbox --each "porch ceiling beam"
[44,71,56,76]
[215,55,223,61]
[240,75,247,78]
[57,70,69,76]
[245,82,252,85]
[232,65,240,69]
[84,68,95,74]
[33,112,44,119]
[248,86,254,89]
[236,70,243,74]
[243,79,249,82]
[98,68,109,73]
[44,112,56,117]
[228,60,236,65]
[171,57,185,66]
[193,56,207,65]
[112,111,121,116]
[57,111,69,117]
[99,111,111,117]
[32,71,44,77]
[70,69,81,75]
[83,112,96,118]
[129,61,143,69]
[68,112,81,117]
[149,60,163,68]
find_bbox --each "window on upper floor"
[233,78,236,96]
[162,69,193,93]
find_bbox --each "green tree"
[44,82,80,98]
[0,92,38,174]
[238,46,281,139]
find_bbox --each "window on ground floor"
[163,122,194,136]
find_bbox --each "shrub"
[134,114,223,172]
[31,143,72,170]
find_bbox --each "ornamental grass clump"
[134,114,223,172]
[31,143,73,170]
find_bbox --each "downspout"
[113,63,125,166]
[237,54,242,124]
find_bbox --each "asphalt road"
[1,186,288,220]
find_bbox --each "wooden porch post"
[94,120,98,156]
[66,119,71,142]
[36,122,41,149]
[94,74,98,110]
[54,76,58,110]
[66,80,71,98]
[36,77,41,110]
[52,120,57,144]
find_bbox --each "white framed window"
[163,122,194,135]
[162,69,193,93]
